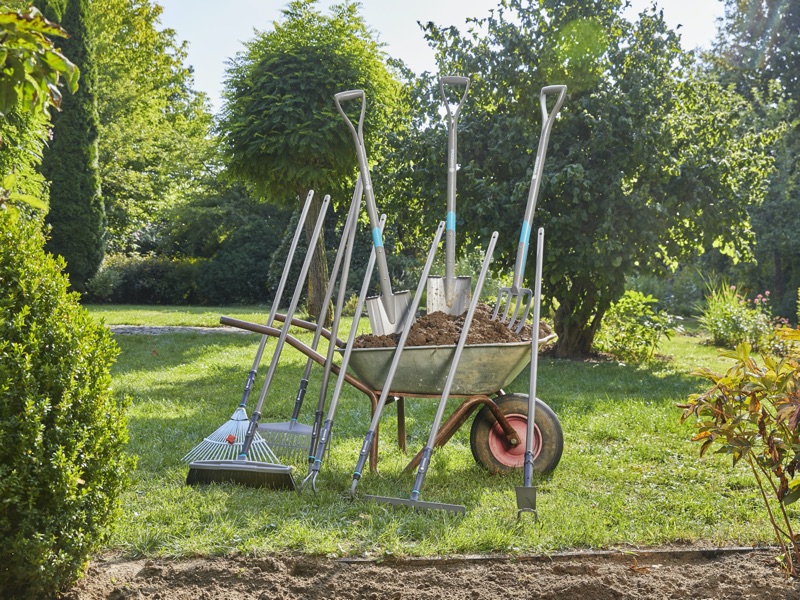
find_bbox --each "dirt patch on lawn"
[354,305,552,348]
[64,547,800,599]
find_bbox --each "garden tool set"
[183,80,568,515]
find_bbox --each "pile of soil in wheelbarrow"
[353,304,552,348]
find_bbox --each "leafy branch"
[0,4,78,117]
[679,334,800,576]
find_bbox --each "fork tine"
[514,290,533,333]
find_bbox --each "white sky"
[157,0,726,113]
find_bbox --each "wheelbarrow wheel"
[470,394,563,473]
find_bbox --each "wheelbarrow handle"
[510,84,567,290]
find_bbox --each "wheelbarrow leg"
[404,395,520,472]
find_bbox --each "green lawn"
[87,305,784,558]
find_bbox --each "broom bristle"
[186,459,295,489]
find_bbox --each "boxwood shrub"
[0,213,132,598]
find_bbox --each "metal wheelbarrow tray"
[345,339,549,396]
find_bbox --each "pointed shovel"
[335,89,412,335]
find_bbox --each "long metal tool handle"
[306,179,363,462]
[350,221,447,496]
[290,178,363,427]
[334,89,398,324]
[239,190,315,410]
[410,230,498,502]
[510,85,566,291]
[239,195,331,458]
[523,227,545,488]
[302,215,386,492]
[439,76,470,304]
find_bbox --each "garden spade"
[335,89,412,335]
[427,75,471,316]
[493,85,566,332]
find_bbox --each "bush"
[85,253,203,304]
[594,290,674,363]
[679,333,800,575]
[0,212,132,598]
[697,282,781,353]
[628,268,704,317]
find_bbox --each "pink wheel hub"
[488,414,541,468]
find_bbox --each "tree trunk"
[302,190,332,325]
[552,295,605,358]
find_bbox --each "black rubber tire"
[470,394,563,474]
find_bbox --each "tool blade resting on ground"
[186,195,331,489]
[516,227,545,518]
[364,231,499,514]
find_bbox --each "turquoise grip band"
[371,227,383,248]
[519,220,531,245]
[446,211,456,232]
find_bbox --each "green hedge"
[0,212,132,598]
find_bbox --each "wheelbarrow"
[220,313,562,475]
[345,333,562,475]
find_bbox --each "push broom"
[185,195,330,489]
[181,191,316,465]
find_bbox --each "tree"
[89,0,215,254]
[36,0,104,293]
[0,3,77,211]
[709,0,800,318]
[419,0,773,356]
[219,0,401,320]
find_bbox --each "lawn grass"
[95,305,788,558]
[85,303,275,327]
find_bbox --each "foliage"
[86,253,203,305]
[594,290,674,363]
[708,1,800,321]
[36,0,104,293]
[0,4,78,117]
[0,211,131,598]
[627,268,704,317]
[220,0,400,205]
[219,0,403,319]
[697,282,783,353]
[679,335,800,576]
[89,0,215,254]
[0,3,76,215]
[418,0,774,357]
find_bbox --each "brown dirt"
[354,305,552,348]
[64,547,800,599]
